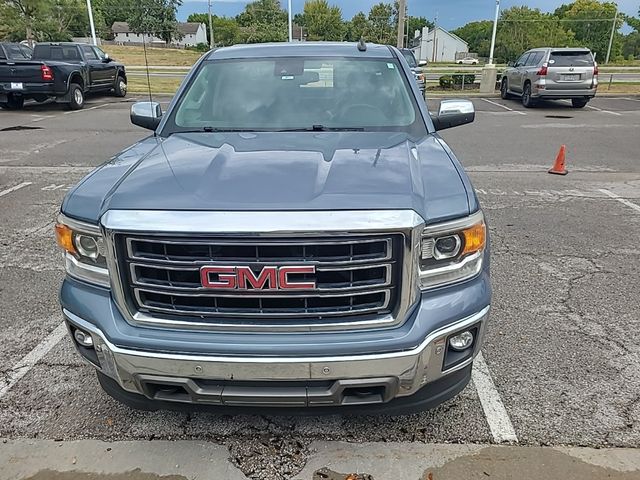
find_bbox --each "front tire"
[114,75,127,98]
[68,83,84,110]
[0,94,24,110]
[500,79,511,99]
[522,83,535,108]
[571,98,589,108]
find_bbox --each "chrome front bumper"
[64,306,489,407]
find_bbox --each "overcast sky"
[179,0,639,30]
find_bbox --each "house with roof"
[411,26,469,63]
[111,22,207,47]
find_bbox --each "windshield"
[166,57,424,135]
[401,50,417,68]
[549,51,594,67]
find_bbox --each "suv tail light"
[41,64,54,81]
[594,63,599,76]
[536,63,548,76]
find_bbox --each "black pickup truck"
[0,42,127,110]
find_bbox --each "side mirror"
[431,99,475,131]
[418,60,428,67]
[507,61,514,67]
[131,101,162,130]
[102,53,112,63]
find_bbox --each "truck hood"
[68,132,471,225]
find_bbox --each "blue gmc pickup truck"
[56,42,490,414]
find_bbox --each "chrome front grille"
[116,235,402,325]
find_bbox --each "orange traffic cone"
[549,145,568,175]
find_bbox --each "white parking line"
[0,322,67,399]
[599,188,640,213]
[472,352,519,443]
[480,98,526,115]
[63,103,108,115]
[0,182,32,198]
[586,105,622,116]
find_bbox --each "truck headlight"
[55,215,109,288]
[419,211,486,290]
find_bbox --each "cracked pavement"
[1,95,640,479]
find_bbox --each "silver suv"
[501,48,598,108]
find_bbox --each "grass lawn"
[128,76,185,94]
[599,82,640,94]
[104,45,203,66]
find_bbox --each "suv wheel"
[500,79,511,99]
[571,98,589,108]
[68,83,85,110]
[114,76,127,98]
[522,83,535,108]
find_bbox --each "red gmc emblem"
[200,265,316,290]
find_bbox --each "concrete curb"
[3,439,640,480]
[0,439,247,480]
[294,441,640,480]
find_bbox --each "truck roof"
[207,42,395,60]
[34,42,91,47]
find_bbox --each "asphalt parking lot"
[1,93,639,479]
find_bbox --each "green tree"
[39,0,92,41]
[452,20,493,57]
[556,0,622,61]
[345,11,368,41]
[625,13,640,32]
[622,32,640,59]
[406,16,433,37]
[367,2,394,44]
[1,0,46,44]
[496,6,575,63]
[128,0,183,45]
[0,0,102,43]
[236,0,287,43]
[94,0,134,36]
[300,0,344,41]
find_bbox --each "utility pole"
[488,0,500,66]
[481,0,501,94]
[396,0,406,49]
[86,0,97,45]
[288,0,293,42]
[208,0,214,49]
[605,8,618,64]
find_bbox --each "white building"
[412,26,469,63]
[112,22,207,47]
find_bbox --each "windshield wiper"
[176,127,267,133]
[277,125,366,132]
[175,126,366,134]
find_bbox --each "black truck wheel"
[1,94,25,110]
[114,75,127,98]
[521,83,536,108]
[571,98,589,108]
[68,83,85,110]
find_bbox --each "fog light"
[74,328,94,347]
[448,331,474,351]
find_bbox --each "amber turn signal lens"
[462,221,486,255]
[55,223,76,254]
